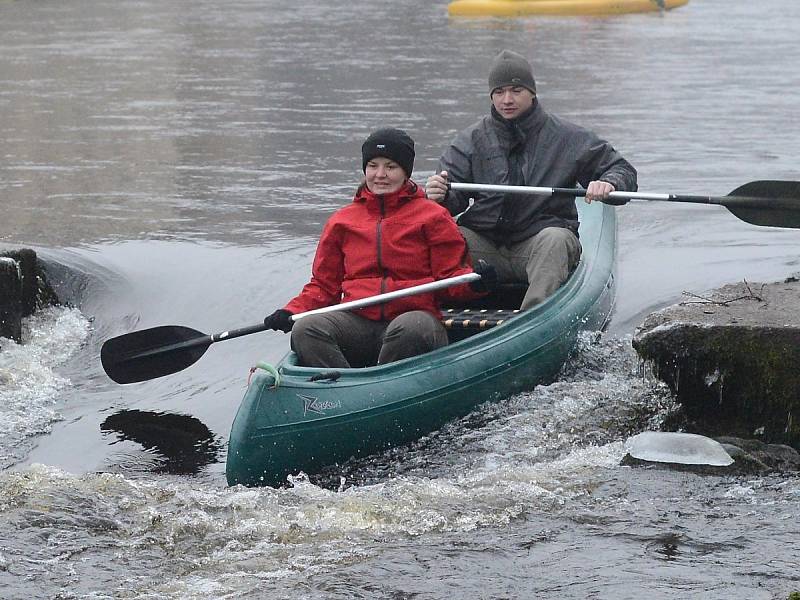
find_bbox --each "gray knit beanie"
[488,50,536,95]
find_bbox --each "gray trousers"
[290,310,449,368]
[460,226,582,309]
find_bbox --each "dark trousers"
[290,310,448,368]
[460,226,582,308]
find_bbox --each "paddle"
[449,180,800,229]
[101,272,480,384]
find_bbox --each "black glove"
[470,259,498,294]
[264,309,294,332]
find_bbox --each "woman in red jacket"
[263,127,494,368]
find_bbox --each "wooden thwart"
[440,308,521,329]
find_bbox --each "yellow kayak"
[448,0,689,17]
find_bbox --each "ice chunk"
[624,431,734,466]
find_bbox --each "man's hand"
[469,259,498,294]
[584,180,616,204]
[426,170,449,203]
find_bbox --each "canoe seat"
[440,282,526,341]
[440,307,521,330]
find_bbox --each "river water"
[1,0,799,598]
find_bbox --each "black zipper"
[376,195,386,320]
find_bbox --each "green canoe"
[226,199,617,487]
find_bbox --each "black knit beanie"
[361,127,415,177]
[488,50,536,95]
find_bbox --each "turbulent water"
[2,0,800,598]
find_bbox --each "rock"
[0,257,23,341]
[632,280,800,451]
[0,248,60,344]
[715,443,771,475]
[715,436,800,473]
[620,452,738,475]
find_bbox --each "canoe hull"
[448,0,689,17]
[227,200,617,487]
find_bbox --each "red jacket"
[284,180,481,321]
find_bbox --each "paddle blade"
[724,180,800,228]
[101,325,212,384]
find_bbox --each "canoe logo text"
[298,394,341,416]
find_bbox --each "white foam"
[0,306,90,466]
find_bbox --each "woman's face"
[365,157,406,195]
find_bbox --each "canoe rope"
[248,361,281,388]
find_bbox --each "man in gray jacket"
[426,49,637,309]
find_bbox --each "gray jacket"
[438,101,638,244]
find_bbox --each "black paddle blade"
[725,180,800,228]
[101,325,212,384]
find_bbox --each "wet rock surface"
[632,278,800,451]
[716,436,800,474]
[0,248,60,343]
[0,256,23,341]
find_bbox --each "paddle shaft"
[291,272,480,321]
[450,182,729,205]
[447,180,800,228]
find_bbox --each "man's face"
[491,85,535,120]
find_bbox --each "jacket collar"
[354,180,421,210]
[490,98,547,139]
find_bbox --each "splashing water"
[0,306,91,469]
